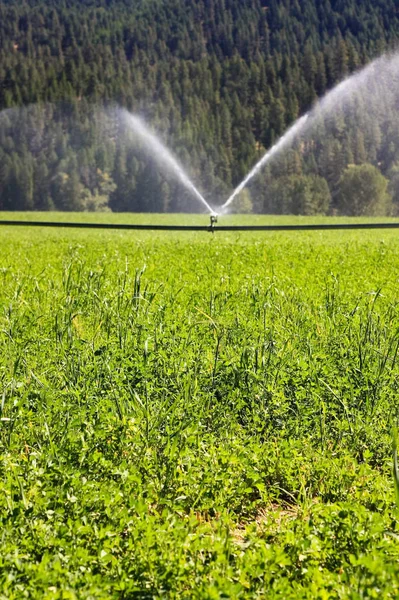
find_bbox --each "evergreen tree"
[0,0,397,213]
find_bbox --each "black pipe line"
[1,219,399,232]
[0,220,210,231]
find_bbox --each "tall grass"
[1,217,399,597]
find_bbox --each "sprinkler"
[209,213,218,233]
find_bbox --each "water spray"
[120,109,214,215]
[221,114,309,211]
[221,50,399,211]
[8,49,396,221]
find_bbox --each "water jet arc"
[221,114,308,210]
[221,51,399,211]
[120,109,215,215]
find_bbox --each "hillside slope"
[0,0,398,213]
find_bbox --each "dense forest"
[0,0,399,214]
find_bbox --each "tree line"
[0,0,398,214]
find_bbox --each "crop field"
[2,213,399,599]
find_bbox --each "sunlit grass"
[1,213,399,597]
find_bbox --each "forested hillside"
[0,0,398,213]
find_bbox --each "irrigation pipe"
[2,220,399,233]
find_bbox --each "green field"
[2,213,399,599]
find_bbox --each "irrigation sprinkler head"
[209,213,218,232]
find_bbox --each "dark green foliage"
[266,174,331,215]
[337,164,391,216]
[388,164,399,211]
[0,0,398,213]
